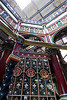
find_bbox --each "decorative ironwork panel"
[8,56,56,100]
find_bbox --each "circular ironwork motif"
[13,67,22,77]
[40,69,49,79]
[26,68,35,77]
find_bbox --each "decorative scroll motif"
[26,68,35,77]
[13,67,22,77]
[40,69,49,79]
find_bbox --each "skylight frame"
[15,0,31,10]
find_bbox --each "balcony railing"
[0,4,67,36]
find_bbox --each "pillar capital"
[45,48,58,55]
[12,36,24,56]
[60,94,67,100]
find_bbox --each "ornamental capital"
[45,48,58,55]
[2,40,15,50]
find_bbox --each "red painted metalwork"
[51,26,67,40]
[19,52,50,59]
[13,67,22,77]
[26,68,35,77]
[50,54,67,95]
[0,49,11,84]
[40,69,49,79]
[6,57,20,64]
[8,56,56,100]
[13,41,22,56]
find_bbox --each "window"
[60,50,67,63]
[55,36,67,63]
[62,37,67,44]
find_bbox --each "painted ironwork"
[8,56,56,100]
[0,60,17,100]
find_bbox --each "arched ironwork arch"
[52,26,67,42]
[22,33,46,42]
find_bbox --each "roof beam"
[29,0,54,19]
[31,1,43,18]
[39,0,66,21]
[24,39,67,50]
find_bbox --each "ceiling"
[2,0,67,24]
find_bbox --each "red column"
[50,54,67,95]
[0,49,11,81]
[0,40,14,84]
[12,41,21,56]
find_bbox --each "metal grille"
[8,56,56,100]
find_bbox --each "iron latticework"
[8,56,56,100]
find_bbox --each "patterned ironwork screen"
[8,56,56,100]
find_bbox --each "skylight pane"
[60,50,67,57]
[64,56,67,62]
[60,49,67,62]
[15,0,31,10]
[62,37,67,43]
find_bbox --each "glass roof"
[60,49,67,62]
[15,0,31,10]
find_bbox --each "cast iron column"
[46,48,67,100]
[0,40,14,84]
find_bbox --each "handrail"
[0,21,67,50]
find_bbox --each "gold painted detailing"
[6,54,21,64]
[60,96,67,99]
[0,21,67,50]
[60,94,67,100]
[24,39,67,50]
[0,21,18,40]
